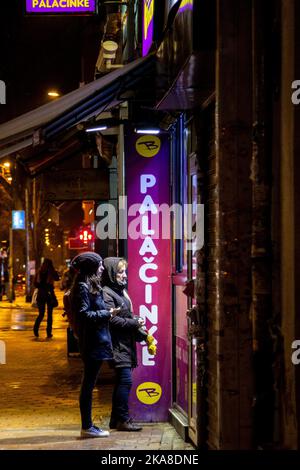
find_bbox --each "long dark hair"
[37,258,57,284]
[40,258,55,274]
[72,272,102,295]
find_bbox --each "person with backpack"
[33,258,59,339]
[102,257,145,432]
[70,252,120,438]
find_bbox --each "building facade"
[0,0,299,450]
[123,0,300,450]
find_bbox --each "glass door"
[187,152,199,444]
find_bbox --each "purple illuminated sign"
[125,129,171,421]
[142,0,154,57]
[26,0,96,14]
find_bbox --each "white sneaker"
[81,425,110,438]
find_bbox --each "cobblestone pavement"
[0,292,194,451]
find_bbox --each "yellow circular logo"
[136,382,162,405]
[135,135,161,158]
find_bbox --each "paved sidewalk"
[0,294,194,451]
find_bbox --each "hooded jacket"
[102,257,140,368]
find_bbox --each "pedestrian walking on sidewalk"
[33,258,59,339]
[0,249,9,300]
[102,257,144,432]
[70,252,120,438]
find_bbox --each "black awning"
[156,52,214,111]
[0,54,155,157]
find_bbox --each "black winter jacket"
[102,286,140,368]
[35,269,59,304]
[72,281,113,361]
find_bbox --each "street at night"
[0,290,192,450]
[0,0,300,465]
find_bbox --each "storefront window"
[171,115,191,417]
[171,115,185,273]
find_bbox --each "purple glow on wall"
[126,129,171,421]
[26,0,96,14]
[142,0,154,57]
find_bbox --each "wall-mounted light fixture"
[102,39,124,70]
[103,40,118,59]
[134,128,161,135]
[85,126,108,133]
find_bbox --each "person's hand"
[137,317,145,326]
[110,307,121,317]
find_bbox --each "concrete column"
[209,0,253,449]
[251,0,274,447]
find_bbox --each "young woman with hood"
[70,252,120,438]
[102,257,144,432]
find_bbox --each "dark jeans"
[111,367,132,423]
[80,359,103,430]
[34,300,53,336]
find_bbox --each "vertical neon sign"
[126,129,171,421]
[178,0,193,13]
[142,0,155,57]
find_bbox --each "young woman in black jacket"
[70,252,120,438]
[33,258,59,338]
[102,257,144,432]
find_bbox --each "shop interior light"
[3,162,10,168]
[85,126,108,133]
[135,128,161,135]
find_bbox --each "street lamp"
[47,91,60,98]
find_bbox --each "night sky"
[0,1,106,258]
[0,0,103,124]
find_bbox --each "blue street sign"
[12,211,25,230]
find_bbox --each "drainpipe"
[126,0,135,62]
[25,186,31,302]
